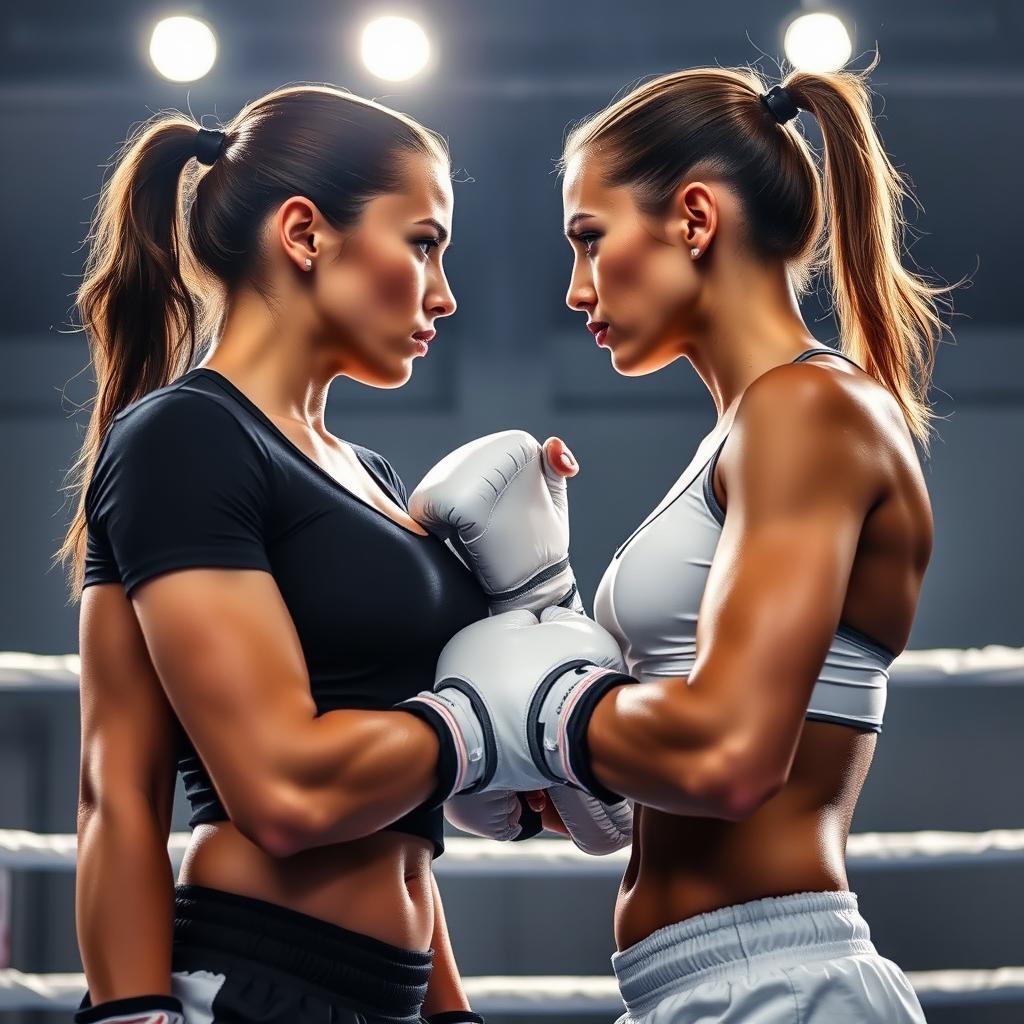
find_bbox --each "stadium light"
[783,12,852,73]
[360,16,431,82]
[149,16,218,82]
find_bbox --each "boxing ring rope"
[4,643,1024,692]
[2,646,1023,1014]
[3,828,1024,875]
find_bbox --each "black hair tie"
[760,85,800,125]
[194,127,227,165]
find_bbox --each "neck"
[197,284,335,436]
[683,257,822,420]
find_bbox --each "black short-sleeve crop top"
[83,366,490,858]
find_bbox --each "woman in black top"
[58,84,495,1024]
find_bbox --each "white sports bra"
[593,347,895,733]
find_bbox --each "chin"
[348,362,413,389]
[377,366,414,389]
[608,339,651,377]
[610,334,678,376]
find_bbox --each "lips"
[587,321,610,347]
[412,329,436,343]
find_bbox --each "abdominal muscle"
[614,720,877,951]
[178,823,436,950]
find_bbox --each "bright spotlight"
[149,16,217,82]
[784,12,852,73]
[361,16,431,82]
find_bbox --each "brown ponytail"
[560,55,960,453]
[54,84,449,604]
[783,53,958,450]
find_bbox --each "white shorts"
[611,890,927,1023]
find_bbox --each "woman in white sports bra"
[547,59,956,1022]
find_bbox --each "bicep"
[694,496,862,767]
[129,566,318,834]
[78,583,178,829]
[88,395,314,834]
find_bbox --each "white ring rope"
[3,644,1024,693]
[3,648,1024,1011]
[2,967,1023,1012]
[3,830,1024,874]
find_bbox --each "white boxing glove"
[408,433,633,851]
[546,788,633,855]
[398,607,638,799]
[408,430,584,615]
[444,788,544,842]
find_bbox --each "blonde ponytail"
[785,53,960,451]
[561,55,962,453]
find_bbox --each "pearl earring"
[304,257,312,270]
[690,247,700,258]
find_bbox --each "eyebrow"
[414,217,450,244]
[563,211,595,237]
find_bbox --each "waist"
[173,883,434,1023]
[181,823,436,949]
[612,889,874,1015]
[617,795,856,947]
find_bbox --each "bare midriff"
[615,719,876,950]
[179,824,436,950]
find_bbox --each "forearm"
[76,800,176,1004]
[273,708,442,853]
[585,675,748,818]
[421,874,472,1016]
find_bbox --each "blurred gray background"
[1,0,1021,1021]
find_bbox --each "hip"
[171,883,434,1024]
[611,889,926,1024]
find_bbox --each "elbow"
[76,788,171,836]
[717,773,785,822]
[230,783,320,859]
[243,816,303,860]
[692,749,786,822]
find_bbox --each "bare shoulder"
[742,356,877,428]
[726,357,901,508]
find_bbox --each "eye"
[570,231,602,257]
[413,237,441,258]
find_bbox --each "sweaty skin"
[559,150,934,951]
[609,357,932,948]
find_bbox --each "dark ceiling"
[1,0,1019,332]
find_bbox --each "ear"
[665,180,718,255]
[274,196,322,273]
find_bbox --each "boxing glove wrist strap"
[535,663,639,804]
[397,687,491,804]
[486,556,581,615]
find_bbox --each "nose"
[566,261,596,313]
[427,272,457,319]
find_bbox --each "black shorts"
[78,883,434,1023]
